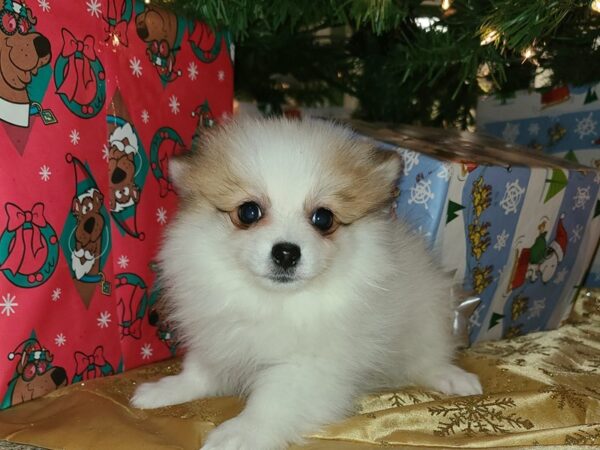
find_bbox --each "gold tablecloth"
[1,291,600,450]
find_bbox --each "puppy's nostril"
[271,242,301,270]
[33,35,51,58]
[136,26,149,40]
[111,167,127,184]
[83,217,96,234]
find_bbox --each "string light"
[480,29,499,46]
[521,46,535,60]
[592,0,600,13]
[441,0,452,10]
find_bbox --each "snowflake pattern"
[527,298,546,319]
[387,389,441,407]
[168,95,180,114]
[55,333,67,347]
[102,144,110,161]
[408,179,434,210]
[156,207,167,224]
[540,385,587,411]
[141,110,150,124]
[501,123,520,143]
[51,288,62,302]
[38,0,50,12]
[572,186,591,210]
[188,61,198,80]
[468,305,482,329]
[69,129,80,145]
[140,343,154,360]
[574,112,597,140]
[86,0,101,18]
[129,56,142,77]
[39,165,51,181]
[528,123,540,136]
[493,229,509,251]
[437,163,452,181]
[499,180,525,215]
[554,267,568,284]
[1,293,17,317]
[97,311,111,328]
[117,254,130,269]
[570,224,583,243]
[217,70,225,81]
[401,150,420,176]
[428,396,534,436]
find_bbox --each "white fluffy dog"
[131,118,482,450]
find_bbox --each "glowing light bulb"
[480,29,499,46]
[592,0,600,13]
[441,0,452,10]
[522,47,535,60]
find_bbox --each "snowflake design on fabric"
[401,150,420,176]
[468,305,482,328]
[38,0,50,12]
[387,390,441,407]
[156,207,167,224]
[168,95,180,114]
[527,298,546,319]
[141,110,150,124]
[428,396,534,436]
[528,123,540,136]
[51,288,62,302]
[572,186,591,210]
[39,165,51,181]
[499,180,525,214]
[570,224,583,243]
[69,129,80,145]
[540,385,587,411]
[408,179,434,210]
[55,333,67,347]
[188,61,198,80]
[437,163,452,181]
[86,0,101,18]
[97,311,111,328]
[129,57,142,77]
[554,267,568,284]
[502,123,520,143]
[102,144,109,161]
[1,293,17,316]
[217,70,225,81]
[493,229,509,251]
[140,343,153,360]
[117,255,129,269]
[574,112,597,140]
[565,426,600,445]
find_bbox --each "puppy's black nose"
[136,26,149,40]
[34,35,51,58]
[83,217,96,234]
[271,242,301,269]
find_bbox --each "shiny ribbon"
[57,29,97,101]
[0,203,47,275]
[74,346,106,380]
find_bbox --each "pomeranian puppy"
[131,118,482,450]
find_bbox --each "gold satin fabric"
[1,291,600,449]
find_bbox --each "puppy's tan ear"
[370,149,402,193]
[168,154,193,196]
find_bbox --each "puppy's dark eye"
[311,208,334,232]
[238,201,262,225]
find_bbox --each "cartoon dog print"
[71,189,105,280]
[135,4,181,81]
[5,338,67,407]
[109,122,140,212]
[0,0,51,127]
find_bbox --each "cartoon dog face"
[0,0,51,104]
[135,4,177,47]
[72,189,105,250]
[9,342,67,405]
[108,125,140,212]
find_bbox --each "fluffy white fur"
[131,118,482,450]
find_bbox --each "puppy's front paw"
[131,378,183,409]
[426,364,482,397]
[202,417,287,450]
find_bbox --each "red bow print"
[74,346,106,380]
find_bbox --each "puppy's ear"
[168,154,193,196]
[370,149,402,194]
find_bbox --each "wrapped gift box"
[0,0,233,409]
[477,83,600,287]
[353,122,600,344]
